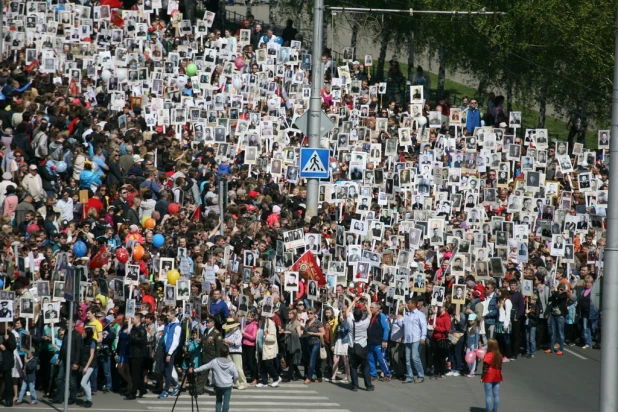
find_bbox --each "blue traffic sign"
[300,148,330,179]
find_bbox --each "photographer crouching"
[189,344,238,412]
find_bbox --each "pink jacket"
[2,195,18,217]
[242,320,258,346]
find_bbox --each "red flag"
[190,207,201,222]
[101,0,123,8]
[89,245,109,268]
[291,251,326,287]
[110,10,124,28]
[25,59,39,73]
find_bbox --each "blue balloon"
[73,240,88,257]
[153,234,165,248]
[0,279,4,289]
[55,161,68,173]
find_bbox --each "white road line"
[563,348,588,360]
[144,402,340,406]
[138,396,330,403]
[145,409,351,412]
[141,390,318,398]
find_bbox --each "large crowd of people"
[0,1,606,411]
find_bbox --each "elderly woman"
[222,318,247,390]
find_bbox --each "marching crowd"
[0,1,607,412]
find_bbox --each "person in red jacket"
[481,339,503,412]
[431,305,452,379]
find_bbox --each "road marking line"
[138,396,330,403]
[141,390,318,398]
[143,402,340,406]
[563,348,587,360]
[145,409,351,412]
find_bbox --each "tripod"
[170,366,200,412]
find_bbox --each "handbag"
[448,332,464,345]
[319,336,327,360]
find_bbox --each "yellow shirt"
[87,319,103,343]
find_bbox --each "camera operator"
[189,344,238,412]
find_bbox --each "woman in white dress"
[331,309,351,383]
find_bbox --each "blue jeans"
[550,315,565,352]
[98,353,112,388]
[306,343,322,381]
[89,364,98,392]
[449,337,464,371]
[215,386,232,412]
[465,345,477,373]
[404,342,424,380]
[164,352,178,392]
[18,381,37,403]
[368,344,391,378]
[582,317,596,346]
[81,367,94,402]
[526,325,536,355]
[484,382,500,412]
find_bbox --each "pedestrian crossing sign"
[300,148,330,178]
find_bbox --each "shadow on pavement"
[469,408,485,412]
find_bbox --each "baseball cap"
[29,164,37,170]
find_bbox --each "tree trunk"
[219,0,226,29]
[537,79,548,128]
[407,30,415,81]
[437,44,446,101]
[350,22,358,61]
[506,81,513,114]
[376,30,389,83]
[476,78,487,108]
[245,0,251,18]
[294,0,303,32]
[268,0,277,28]
[322,15,328,56]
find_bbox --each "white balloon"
[417,116,427,127]
[232,78,243,90]
[101,70,112,82]
[116,68,127,82]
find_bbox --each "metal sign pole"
[600,6,618,412]
[305,0,324,221]
[63,301,73,412]
[218,175,228,236]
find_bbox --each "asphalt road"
[14,345,599,412]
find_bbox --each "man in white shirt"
[396,298,427,383]
[21,164,46,203]
[56,189,74,222]
[0,172,16,206]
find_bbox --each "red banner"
[89,245,109,268]
[291,251,326,287]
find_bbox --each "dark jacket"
[129,324,148,358]
[13,132,33,162]
[549,291,568,317]
[107,161,124,186]
[23,356,37,383]
[200,327,222,365]
[0,332,16,371]
[59,328,83,367]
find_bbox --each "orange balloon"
[133,244,145,260]
[144,218,156,229]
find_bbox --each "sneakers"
[256,383,266,388]
[446,371,460,376]
[403,379,414,384]
[465,373,475,378]
[270,378,282,387]
[415,379,424,384]
[83,400,93,408]
[158,391,169,399]
[237,385,246,390]
[544,349,552,353]
[556,351,564,355]
[502,358,510,363]
[170,386,180,396]
[582,345,591,349]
